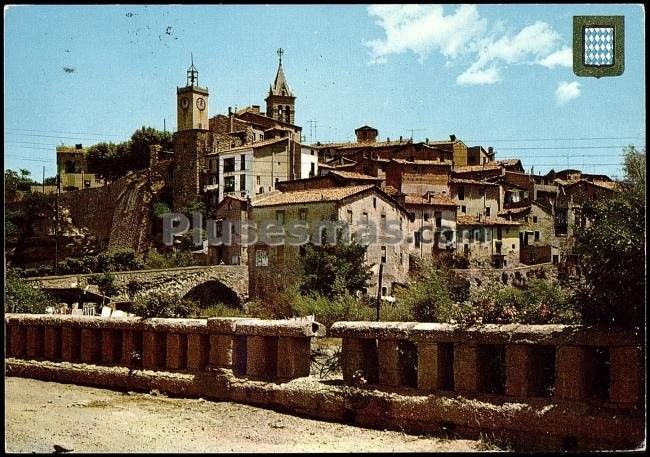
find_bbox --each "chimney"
[478,213,482,222]
[399,135,403,143]
[449,134,456,142]
[387,137,390,142]
[425,138,429,145]
[228,107,234,132]
[75,144,83,149]
[488,146,494,155]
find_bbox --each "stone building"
[499,200,559,265]
[404,192,458,259]
[385,158,453,195]
[208,195,249,266]
[248,185,411,301]
[449,178,500,218]
[456,215,521,268]
[56,145,104,192]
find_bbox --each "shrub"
[145,248,195,269]
[5,271,58,313]
[195,302,248,318]
[395,263,456,322]
[88,272,119,298]
[109,248,145,272]
[131,291,198,318]
[152,201,172,218]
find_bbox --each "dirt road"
[5,377,481,453]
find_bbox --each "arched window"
[284,106,291,122]
[277,105,283,119]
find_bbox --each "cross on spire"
[277,48,284,65]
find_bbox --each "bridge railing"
[329,322,644,407]
[5,314,325,382]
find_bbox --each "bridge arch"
[180,279,241,308]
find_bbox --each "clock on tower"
[176,56,209,131]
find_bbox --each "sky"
[3,4,646,181]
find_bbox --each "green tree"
[5,168,38,195]
[86,142,120,182]
[300,237,372,299]
[130,126,173,170]
[5,270,58,313]
[131,291,198,318]
[573,146,645,329]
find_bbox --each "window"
[381,246,386,263]
[461,205,466,214]
[224,176,235,192]
[458,186,465,201]
[381,286,387,296]
[224,158,235,173]
[414,232,421,248]
[380,214,386,229]
[216,221,223,237]
[299,246,306,257]
[435,211,442,228]
[400,251,403,265]
[299,208,308,220]
[346,210,353,224]
[255,249,268,267]
[373,197,377,209]
[534,231,540,242]
[524,216,529,223]
[485,207,491,217]
[310,162,315,177]
[533,216,538,223]
[409,212,416,221]
[239,174,246,191]
[276,210,285,225]
[362,212,369,224]
[257,175,261,185]
[275,177,279,188]
[497,227,502,240]
[424,213,429,222]
[240,154,246,170]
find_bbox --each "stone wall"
[58,161,171,254]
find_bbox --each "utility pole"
[407,128,425,141]
[375,263,384,321]
[54,173,60,274]
[42,166,45,193]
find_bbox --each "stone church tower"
[173,58,213,211]
[265,48,296,124]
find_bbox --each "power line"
[496,145,632,151]
[4,155,55,163]
[6,127,124,138]
[463,136,645,142]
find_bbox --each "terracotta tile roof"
[450,178,499,186]
[498,206,530,217]
[454,164,502,173]
[457,215,521,226]
[404,193,457,207]
[380,184,401,196]
[590,180,618,190]
[497,159,522,167]
[391,158,453,166]
[251,185,376,207]
[328,170,381,181]
[223,137,288,153]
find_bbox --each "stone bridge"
[24,265,248,306]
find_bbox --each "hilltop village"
[10,52,617,302]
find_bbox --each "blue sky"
[4,4,645,180]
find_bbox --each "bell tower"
[173,56,213,211]
[265,48,296,124]
[177,55,209,131]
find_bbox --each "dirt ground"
[5,377,481,453]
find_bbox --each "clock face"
[196,97,206,111]
[180,97,190,110]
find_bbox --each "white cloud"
[555,81,581,105]
[456,65,501,85]
[365,5,573,85]
[538,47,573,68]
[365,4,487,63]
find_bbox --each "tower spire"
[277,47,284,66]
[187,53,198,87]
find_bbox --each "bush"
[5,271,58,313]
[131,291,198,318]
[107,249,145,271]
[88,272,119,298]
[145,248,195,269]
[195,303,248,318]
[447,278,580,325]
[395,263,457,322]
[152,201,172,218]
